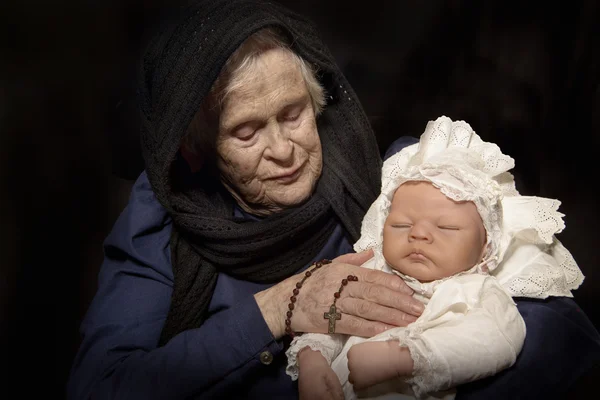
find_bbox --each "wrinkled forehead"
[220,49,309,129]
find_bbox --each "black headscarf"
[138,0,382,345]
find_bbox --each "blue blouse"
[67,137,600,399]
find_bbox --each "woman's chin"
[269,187,314,209]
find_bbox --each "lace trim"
[389,326,450,399]
[285,333,344,381]
[498,239,584,298]
[393,261,487,299]
[494,197,584,298]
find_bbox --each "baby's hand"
[298,348,343,400]
[347,340,414,390]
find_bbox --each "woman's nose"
[264,123,294,164]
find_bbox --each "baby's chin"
[391,260,441,283]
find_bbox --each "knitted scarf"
[138,0,382,345]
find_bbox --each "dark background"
[1,0,598,398]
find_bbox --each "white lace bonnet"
[355,116,584,299]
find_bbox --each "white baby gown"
[288,252,526,400]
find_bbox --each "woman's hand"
[298,348,343,400]
[255,249,424,338]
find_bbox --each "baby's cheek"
[382,246,401,270]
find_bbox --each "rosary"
[285,259,358,337]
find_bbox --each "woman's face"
[382,181,487,282]
[216,48,323,215]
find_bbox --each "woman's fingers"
[289,258,426,337]
[337,296,419,328]
[330,252,413,295]
[349,266,414,296]
[329,312,391,337]
[345,282,424,318]
[332,249,373,266]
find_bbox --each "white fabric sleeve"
[285,333,346,381]
[389,275,526,398]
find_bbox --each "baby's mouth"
[407,250,428,261]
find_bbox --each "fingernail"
[411,303,425,315]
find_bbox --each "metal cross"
[323,304,341,334]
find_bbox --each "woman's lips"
[271,163,304,183]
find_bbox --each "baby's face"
[382,181,486,282]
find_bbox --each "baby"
[285,116,584,400]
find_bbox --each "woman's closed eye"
[282,112,300,122]
[279,103,305,123]
[232,123,259,141]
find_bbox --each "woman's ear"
[180,144,205,173]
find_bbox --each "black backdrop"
[1,0,598,398]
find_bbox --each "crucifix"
[323,304,341,334]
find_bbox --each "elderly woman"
[68,0,600,399]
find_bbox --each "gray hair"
[182,27,326,160]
